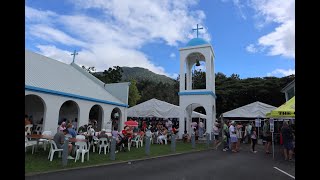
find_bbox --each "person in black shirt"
[281,121,294,161]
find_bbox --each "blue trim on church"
[178,91,217,98]
[25,85,128,107]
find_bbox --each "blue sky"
[25,0,295,79]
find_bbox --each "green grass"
[25,142,211,174]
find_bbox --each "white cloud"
[222,0,295,59]
[29,24,87,47]
[246,44,258,53]
[169,73,179,79]
[233,0,246,19]
[70,0,209,45]
[25,6,57,22]
[267,68,295,77]
[248,0,295,58]
[170,53,176,58]
[258,20,295,58]
[26,1,209,77]
[195,65,206,71]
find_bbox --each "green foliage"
[214,73,295,117]
[128,79,141,107]
[193,70,206,89]
[136,79,179,105]
[81,66,95,74]
[93,66,123,83]
[121,67,175,85]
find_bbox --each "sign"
[269,118,274,133]
[106,121,112,130]
[255,119,261,127]
[279,111,292,116]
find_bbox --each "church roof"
[186,38,209,47]
[25,50,127,107]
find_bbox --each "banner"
[255,119,261,127]
[269,118,274,133]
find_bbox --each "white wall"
[25,90,127,134]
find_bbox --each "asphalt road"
[26,144,295,180]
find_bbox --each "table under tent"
[127,98,206,137]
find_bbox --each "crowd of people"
[26,114,295,161]
[214,119,295,161]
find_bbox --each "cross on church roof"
[71,50,78,63]
[192,24,203,38]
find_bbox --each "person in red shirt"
[142,121,147,132]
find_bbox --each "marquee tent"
[221,101,277,119]
[266,96,295,118]
[127,98,206,119]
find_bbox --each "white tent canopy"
[222,101,276,119]
[127,98,206,119]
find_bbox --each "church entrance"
[25,94,46,133]
[89,104,104,131]
[58,100,79,130]
[111,108,121,131]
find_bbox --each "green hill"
[120,67,175,84]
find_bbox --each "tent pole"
[272,132,274,159]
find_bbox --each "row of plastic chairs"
[25,124,42,136]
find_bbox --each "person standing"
[263,120,272,154]
[281,122,294,161]
[236,122,243,151]
[222,120,230,152]
[213,122,220,149]
[229,121,238,153]
[251,127,258,153]
[245,122,252,144]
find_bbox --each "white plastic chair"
[139,135,144,147]
[65,134,73,138]
[76,135,86,139]
[25,136,36,154]
[75,141,89,163]
[163,135,168,145]
[25,124,33,136]
[39,131,52,151]
[98,138,109,154]
[131,135,141,148]
[34,125,42,135]
[89,136,99,152]
[48,140,63,161]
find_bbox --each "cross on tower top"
[71,50,78,63]
[192,24,203,38]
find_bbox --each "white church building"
[25,50,130,134]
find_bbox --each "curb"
[25,148,214,176]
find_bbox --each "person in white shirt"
[213,122,220,149]
[229,121,238,153]
[236,122,243,151]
